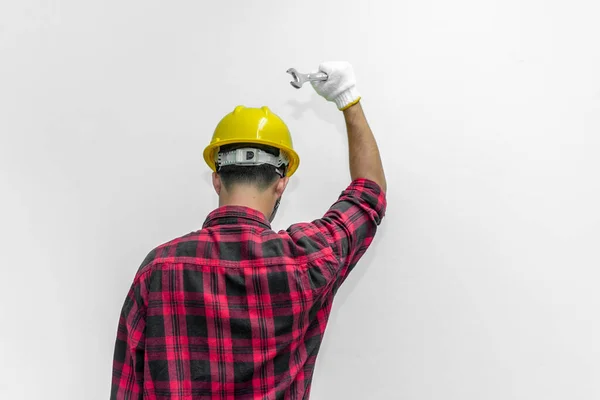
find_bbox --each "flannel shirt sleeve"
[312,178,387,283]
[110,282,146,400]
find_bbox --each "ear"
[275,176,289,197]
[212,172,222,195]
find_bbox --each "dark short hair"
[217,143,284,191]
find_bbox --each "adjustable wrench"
[286,68,328,89]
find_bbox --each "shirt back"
[111,179,386,400]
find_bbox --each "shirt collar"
[203,205,272,229]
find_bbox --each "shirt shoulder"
[134,226,335,278]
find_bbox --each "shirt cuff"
[341,178,387,222]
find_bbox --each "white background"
[1,0,599,399]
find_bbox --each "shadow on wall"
[285,93,343,128]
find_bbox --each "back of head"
[217,143,284,192]
[203,106,300,221]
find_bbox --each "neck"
[219,186,274,221]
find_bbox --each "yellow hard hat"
[203,106,300,177]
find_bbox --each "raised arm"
[311,61,386,192]
[343,102,387,192]
[289,62,386,286]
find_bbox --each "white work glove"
[311,61,361,110]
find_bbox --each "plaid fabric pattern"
[111,179,386,400]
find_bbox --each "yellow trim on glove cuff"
[340,96,361,111]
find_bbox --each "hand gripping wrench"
[286,68,328,89]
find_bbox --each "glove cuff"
[334,86,361,110]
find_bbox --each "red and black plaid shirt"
[111,179,386,400]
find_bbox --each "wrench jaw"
[286,68,304,89]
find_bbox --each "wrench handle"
[306,72,328,81]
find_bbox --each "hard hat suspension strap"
[216,148,289,177]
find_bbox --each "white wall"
[1,1,599,399]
